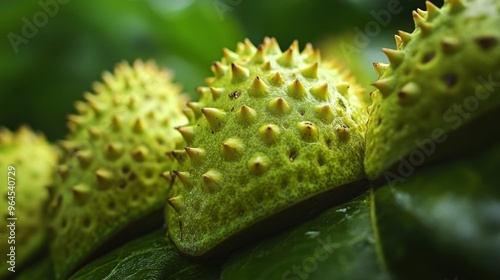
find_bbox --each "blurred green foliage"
[0,0,443,140]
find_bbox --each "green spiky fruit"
[365,0,500,181]
[0,126,57,278]
[49,60,188,279]
[166,38,369,257]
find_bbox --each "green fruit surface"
[49,60,187,279]
[0,126,57,278]
[166,38,369,257]
[365,0,500,180]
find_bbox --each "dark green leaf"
[70,230,221,280]
[222,191,391,280]
[375,142,500,280]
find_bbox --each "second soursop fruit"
[0,126,57,279]
[365,0,500,180]
[166,38,368,257]
[49,60,188,279]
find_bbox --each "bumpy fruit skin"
[0,126,57,278]
[365,0,500,180]
[166,38,368,257]
[49,60,188,279]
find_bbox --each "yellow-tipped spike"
[300,62,318,78]
[425,1,441,19]
[412,11,433,36]
[67,115,85,128]
[373,62,390,77]
[277,47,297,67]
[95,168,114,186]
[382,48,405,69]
[112,115,122,130]
[173,170,192,190]
[395,35,403,49]
[176,126,195,143]
[310,83,330,101]
[223,48,239,63]
[133,118,146,133]
[336,83,350,96]
[447,0,465,13]
[182,108,195,123]
[250,45,266,64]
[267,98,292,115]
[249,76,268,97]
[248,154,269,176]
[236,105,257,125]
[75,150,93,167]
[58,140,78,153]
[268,72,284,86]
[105,142,123,159]
[87,126,101,140]
[202,108,226,131]
[314,105,335,124]
[184,147,205,166]
[441,37,460,54]
[84,93,104,114]
[132,146,149,162]
[297,121,319,142]
[160,171,173,182]
[397,82,421,106]
[74,101,89,114]
[260,61,272,71]
[57,165,70,180]
[220,138,245,161]
[301,43,316,63]
[231,63,250,83]
[266,37,281,55]
[336,124,350,141]
[72,184,90,202]
[196,86,211,99]
[211,62,227,78]
[243,38,257,54]
[259,124,280,145]
[236,42,245,54]
[372,77,395,97]
[287,79,307,99]
[128,96,138,110]
[187,102,203,118]
[398,30,412,45]
[416,8,428,19]
[168,149,188,164]
[210,87,224,101]
[168,196,184,213]
[202,169,222,193]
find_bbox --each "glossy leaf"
[375,142,500,279]
[221,191,391,280]
[69,230,221,280]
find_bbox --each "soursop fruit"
[48,60,188,279]
[365,0,500,181]
[0,126,57,278]
[166,38,369,257]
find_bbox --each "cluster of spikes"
[372,0,469,97]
